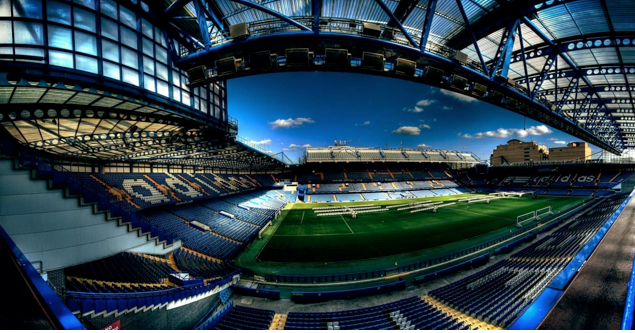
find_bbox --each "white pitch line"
[300,212,305,224]
[341,215,354,234]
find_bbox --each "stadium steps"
[608,172,621,183]
[406,169,415,179]
[391,182,397,189]
[177,174,210,196]
[167,252,180,272]
[423,296,501,330]
[246,175,262,187]
[269,314,287,330]
[386,167,395,179]
[199,174,228,191]
[143,174,181,202]
[368,171,374,180]
[68,276,176,290]
[359,193,365,200]
[343,171,348,180]
[362,183,368,190]
[180,246,223,264]
[14,161,175,250]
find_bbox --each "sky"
[227,71,597,164]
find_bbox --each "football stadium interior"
[3,0,635,330]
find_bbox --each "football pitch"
[247,194,586,265]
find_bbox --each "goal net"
[516,211,536,228]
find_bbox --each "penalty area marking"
[341,215,355,234]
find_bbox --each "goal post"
[516,211,536,228]
[536,206,553,220]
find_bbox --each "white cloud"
[442,106,453,110]
[433,118,437,122]
[249,138,271,145]
[362,120,370,126]
[403,106,424,113]
[392,126,421,136]
[417,143,431,148]
[404,99,437,113]
[419,124,431,129]
[461,125,552,140]
[548,138,559,141]
[269,117,314,129]
[416,99,437,107]
[440,89,477,103]
[554,140,567,145]
[283,143,312,151]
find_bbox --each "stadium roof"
[161,0,635,155]
[2,0,634,167]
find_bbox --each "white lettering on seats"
[123,179,170,204]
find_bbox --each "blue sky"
[227,72,595,163]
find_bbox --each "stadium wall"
[79,293,220,330]
[0,159,164,271]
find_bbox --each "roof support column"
[419,0,438,51]
[490,19,519,79]
[193,0,212,48]
[373,0,419,48]
[312,0,322,34]
[455,0,489,77]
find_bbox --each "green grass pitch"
[253,194,585,263]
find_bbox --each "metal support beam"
[386,0,420,28]
[165,0,192,17]
[554,76,579,115]
[312,0,322,34]
[455,0,489,77]
[489,19,519,79]
[419,0,438,51]
[374,0,419,48]
[516,23,531,96]
[228,0,312,31]
[531,53,556,99]
[197,0,226,32]
[193,0,212,48]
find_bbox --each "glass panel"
[143,74,155,92]
[102,40,119,62]
[74,31,96,55]
[142,37,153,56]
[200,100,208,114]
[74,7,96,32]
[143,56,154,74]
[122,67,139,86]
[74,0,96,10]
[119,5,136,29]
[154,27,165,46]
[182,90,190,104]
[0,22,12,43]
[75,54,98,73]
[49,50,73,68]
[103,61,120,80]
[155,46,167,64]
[171,70,180,86]
[172,86,180,102]
[121,47,137,69]
[47,1,71,25]
[15,47,45,59]
[0,0,10,17]
[157,80,169,97]
[48,25,72,50]
[156,63,167,80]
[101,18,118,41]
[141,18,152,38]
[15,0,43,19]
[120,26,137,50]
[13,22,43,45]
[100,0,117,19]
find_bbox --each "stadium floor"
[539,195,635,330]
[236,195,586,278]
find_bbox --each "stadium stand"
[212,305,275,330]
